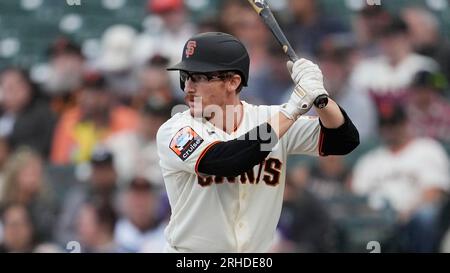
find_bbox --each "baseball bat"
[246,0,329,109]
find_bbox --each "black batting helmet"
[167,32,250,89]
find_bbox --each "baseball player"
[157,32,360,252]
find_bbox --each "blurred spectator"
[0,203,36,253]
[115,177,165,253]
[0,137,11,196]
[351,103,450,252]
[308,156,352,200]
[50,71,138,165]
[98,25,139,102]
[274,165,336,252]
[133,0,196,70]
[218,0,246,34]
[55,147,119,246]
[402,7,450,82]
[284,0,348,58]
[307,155,397,252]
[406,70,450,144]
[197,16,221,33]
[243,42,293,105]
[0,68,56,158]
[217,0,272,101]
[349,17,438,108]
[222,1,270,79]
[0,147,56,242]
[106,101,173,186]
[352,5,392,57]
[76,200,118,253]
[316,34,377,141]
[43,37,85,116]
[133,55,178,110]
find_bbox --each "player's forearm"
[315,98,345,129]
[269,98,344,139]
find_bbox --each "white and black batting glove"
[280,59,329,120]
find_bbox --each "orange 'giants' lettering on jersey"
[197,157,282,187]
[262,158,282,186]
[240,168,256,184]
[185,41,197,58]
[198,176,213,187]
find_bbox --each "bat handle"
[289,55,329,109]
[313,94,329,109]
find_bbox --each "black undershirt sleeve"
[318,107,360,156]
[197,122,278,177]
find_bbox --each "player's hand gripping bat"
[246,0,329,109]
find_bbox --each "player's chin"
[189,106,203,118]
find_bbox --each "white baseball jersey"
[352,138,450,214]
[156,101,322,252]
[349,53,437,94]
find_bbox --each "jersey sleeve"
[284,106,359,156]
[156,117,220,176]
[283,115,322,156]
[351,155,376,195]
[417,140,450,191]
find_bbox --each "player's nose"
[184,79,196,94]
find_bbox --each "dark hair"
[0,67,30,83]
[146,54,170,68]
[128,177,155,192]
[382,17,408,36]
[360,5,386,17]
[219,0,250,10]
[0,67,46,103]
[378,102,407,126]
[47,36,83,58]
[214,70,244,93]
[84,199,117,235]
[142,101,173,118]
[315,33,356,63]
[0,202,35,237]
[212,70,244,93]
[82,71,107,90]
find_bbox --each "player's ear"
[227,74,242,94]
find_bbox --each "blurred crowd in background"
[0,0,449,253]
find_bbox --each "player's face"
[380,121,408,147]
[181,71,234,117]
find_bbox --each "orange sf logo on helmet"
[185,41,197,58]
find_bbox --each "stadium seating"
[0,0,448,74]
[323,191,398,252]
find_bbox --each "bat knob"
[314,94,329,109]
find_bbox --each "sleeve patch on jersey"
[169,127,204,161]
